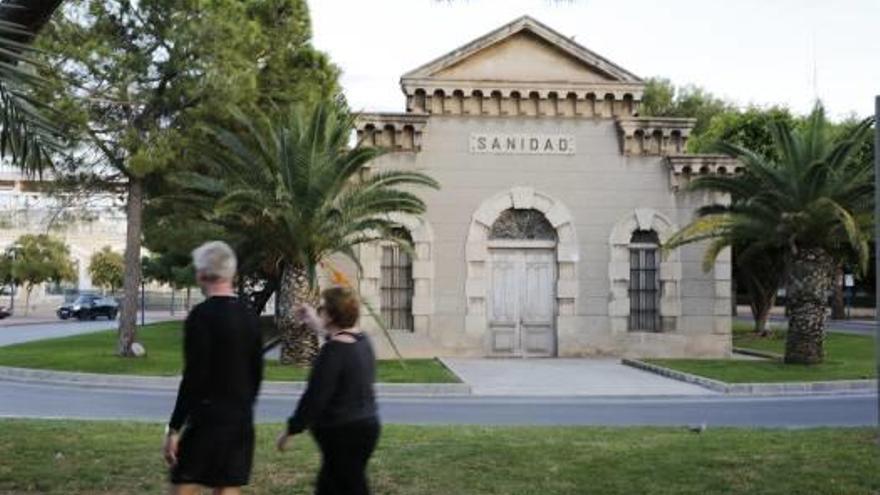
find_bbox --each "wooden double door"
[488,248,557,357]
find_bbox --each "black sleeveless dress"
[168,296,263,487]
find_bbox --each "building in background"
[354,16,736,359]
[0,163,126,312]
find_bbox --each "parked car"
[0,306,10,319]
[57,294,119,320]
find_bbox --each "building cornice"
[666,154,743,191]
[397,81,644,119]
[355,113,428,152]
[400,78,645,99]
[616,117,697,156]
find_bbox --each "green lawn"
[648,323,877,383]
[0,322,459,383]
[0,420,877,494]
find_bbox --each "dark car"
[57,294,119,320]
[0,306,10,319]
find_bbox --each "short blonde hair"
[192,241,237,281]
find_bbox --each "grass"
[0,420,877,494]
[648,322,877,383]
[0,322,459,383]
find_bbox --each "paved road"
[0,316,181,347]
[736,315,878,336]
[1,380,875,428]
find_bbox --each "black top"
[169,296,263,430]
[287,332,378,434]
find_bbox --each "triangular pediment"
[403,16,640,84]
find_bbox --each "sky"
[309,0,880,121]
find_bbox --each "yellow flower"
[322,261,352,288]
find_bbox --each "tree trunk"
[117,178,144,357]
[831,263,845,320]
[23,284,31,316]
[277,262,319,366]
[247,277,278,315]
[185,286,191,311]
[739,257,783,337]
[170,288,175,316]
[784,247,833,364]
[751,294,775,336]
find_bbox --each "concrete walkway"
[440,358,716,396]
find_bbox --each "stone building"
[354,16,737,358]
[0,163,127,311]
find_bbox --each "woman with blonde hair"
[276,286,381,495]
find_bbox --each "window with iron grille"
[381,235,414,331]
[629,230,661,332]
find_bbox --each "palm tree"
[180,102,439,365]
[0,0,64,174]
[734,242,785,336]
[667,104,874,364]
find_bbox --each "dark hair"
[322,287,360,328]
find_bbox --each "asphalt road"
[1,380,875,428]
[736,315,878,336]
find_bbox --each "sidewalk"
[0,365,471,396]
[440,358,715,396]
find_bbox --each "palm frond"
[0,11,63,175]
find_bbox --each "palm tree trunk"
[784,247,833,364]
[739,260,782,337]
[117,178,144,357]
[751,293,775,336]
[277,262,319,366]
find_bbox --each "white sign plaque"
[470,133,575,155]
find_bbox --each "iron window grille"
[629,230,661,332]
[381,237,414,332]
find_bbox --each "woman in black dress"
[276,287,381,495]
[163,241,263,495]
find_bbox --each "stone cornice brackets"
[355,113,427,152]
[666,154,743,191]
[617,117,697,156]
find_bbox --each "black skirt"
[170,419,255,487]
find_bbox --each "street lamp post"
[140,280,145,327]
[8,248,15,314]
[874,95,880,433]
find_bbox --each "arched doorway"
[487,208,558,357]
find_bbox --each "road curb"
[0,365,472,397]
[731,347,781,360]
[0,318,64,328]
[621,358,878,396]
